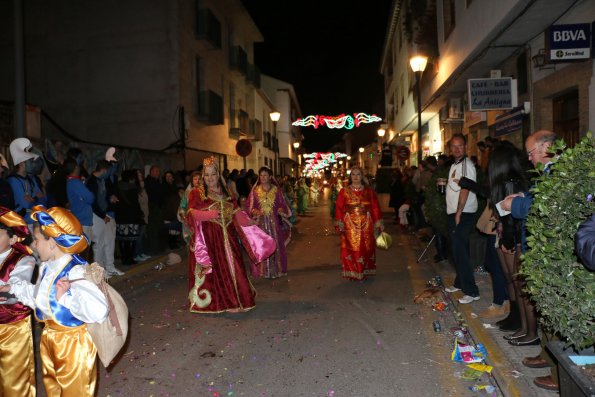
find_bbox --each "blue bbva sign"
[549,23,591,61]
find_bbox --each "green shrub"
[522,132,595,349]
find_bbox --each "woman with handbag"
[0,205,108,396]
[186,157,274,313]
[334,166,384,281]
[247,167,292,279]
[487,142,535,345]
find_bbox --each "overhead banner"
[549,23,591,61]
[467,78,517,111]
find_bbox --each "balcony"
[229,46,248,76]
[197,90,223,125]
[196,8,222,49]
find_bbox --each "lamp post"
[269,111,281,175]
[377,128,386,168]
[410,55,428,164]
[293,141,300,177]
[358,147,365,168]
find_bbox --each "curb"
[107,250,183,287]
[438,280,539,397]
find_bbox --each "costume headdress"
[30,205,89,258]
[0,206,32,254]
[201,156,230,197]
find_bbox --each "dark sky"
[242,1,393,152]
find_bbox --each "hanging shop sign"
[493,106,525,137]
[549,23,591,61]
[467,78,517,111]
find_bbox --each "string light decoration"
[292,113,382,129]
[302,152,348,175]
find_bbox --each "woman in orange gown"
[334,166,384,281]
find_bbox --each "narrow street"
[35,196,501,397]
[65,194,499,397]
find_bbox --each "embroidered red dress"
[334,186,382,280]
[186,189,256,313]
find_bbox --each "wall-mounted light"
[531,49,554,70]
[293,142,300,149]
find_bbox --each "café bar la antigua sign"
[467,77,518,111]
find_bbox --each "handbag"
[476,203,497,235]
[72,263,129,368]
[375,231,393,250]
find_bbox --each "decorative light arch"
[292,113,382,129]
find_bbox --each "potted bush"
[522,132,594,396]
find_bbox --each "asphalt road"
[35,195,500,397]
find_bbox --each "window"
[443,0,456,40]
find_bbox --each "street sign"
[235,139,252,157]
[467,78,517,111]
[396,146,410,160]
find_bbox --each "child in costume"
[0,205,108,397]
[0,206,36,397]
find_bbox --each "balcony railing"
[229,46,248,76]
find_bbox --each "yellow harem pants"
[0,316,35,397]
[40,320,98,397]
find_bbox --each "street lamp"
[269,111,281,175]
[292,141,300,177]
[358,147,365,167]
[377,128,385,138]
[410,54,428,164]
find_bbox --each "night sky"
[242,1,393,152]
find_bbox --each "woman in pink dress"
[247,167,291,278]
[186,158,260,313]
[334,166,384,281]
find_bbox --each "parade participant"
[0,207,36,397]
[296,178,309,216]
[247,167,291,278]
[309,178,321,206]
[0,205,108,397]
[329,177,343,219]
[178,169,203,244]
[334,166,383,281]
[186,157,268,313]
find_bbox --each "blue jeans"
[484,234,509,305]
[448,213,479,297]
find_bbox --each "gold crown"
[203,156,217,168]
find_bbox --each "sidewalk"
[411,227,559,397]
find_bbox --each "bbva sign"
[549,23,591,61]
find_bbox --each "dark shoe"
[522,355,549,369]
[533,375,559,391]
[497,302,521,331]
[508,337,540,346]
[503,331,526,341]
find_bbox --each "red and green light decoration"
[303,152,348,174]
[292,113,382,129]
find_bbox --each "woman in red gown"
[334,166,384,281]
[186,157,256,313]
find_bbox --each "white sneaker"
[107,268,125,277]
[134,255,144,262]
[445,286,461,293]
[458,295,480,304]
[141,254,151,260]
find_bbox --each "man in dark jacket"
[87,160,124,277]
